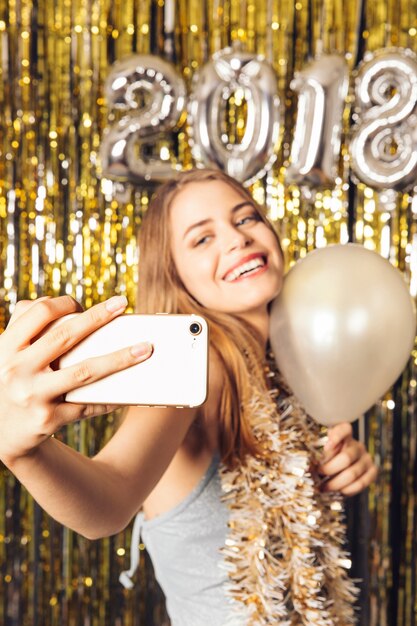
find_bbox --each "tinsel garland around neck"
[219,352,359,626]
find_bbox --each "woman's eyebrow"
[183,201,254,240]
[183,218,212,240]
[231,201,254,213]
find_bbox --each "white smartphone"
[57,314,209,408]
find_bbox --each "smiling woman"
[169,184,283,320]
[0,168,377,626]
[126,169,377,623]
[136,169,285,467]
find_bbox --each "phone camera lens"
[189,322,202,335]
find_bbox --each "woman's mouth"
[223,255,267,282]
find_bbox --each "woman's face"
[169,180,284,321]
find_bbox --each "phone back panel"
[59,314,209,407]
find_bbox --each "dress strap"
[119,511,145,589]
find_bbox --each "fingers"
[319,438,364,476]
[36,342,153,399]
[324,422,353,451]
[4,296,83,349]
[319,438,377,496]
[320,422,353,464]
[53,402,122,429]
[0,295,141,461]
[337,465,378,497]
[7,297,52,328]
[26,296,130,368]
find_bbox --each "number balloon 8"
[350,48,417,191]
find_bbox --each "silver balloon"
[286,54,349,188]
[188,47,280,185]
[350,48,417,191]
[269,244,416,426]
[99,54,186,183]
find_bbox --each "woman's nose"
[224,226,252,252]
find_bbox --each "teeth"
[224,257,265,282]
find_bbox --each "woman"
[0,169,376,625]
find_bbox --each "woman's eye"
[195,235,211,246]
[236,214,259,226]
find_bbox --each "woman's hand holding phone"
[0,295,152,465]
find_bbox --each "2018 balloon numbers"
[99,47,417,192]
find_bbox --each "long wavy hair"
[136,168,283,468]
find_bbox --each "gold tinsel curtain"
[0,1,416,625]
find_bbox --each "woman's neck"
[239,308,270,348]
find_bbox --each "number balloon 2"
[99,47,417,194]
[99,54,187,183]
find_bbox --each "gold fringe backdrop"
[0,1,416,625]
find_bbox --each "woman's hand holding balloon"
[318,422,378,496]
[0,295,152,466]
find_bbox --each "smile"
[223,255,267,282]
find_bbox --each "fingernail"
[324,437,335,452]
[105,405,120,414]
[319,435,329,449]
[131,342,153,358]
[105,295,128,313]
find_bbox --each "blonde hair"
[136,169,283,468]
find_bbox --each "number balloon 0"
[188,47,280,185]
[350,48,417,191]
[285,55,349,188]
[99,54,187,183]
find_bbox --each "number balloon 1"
[285,55,349,188]
[187,47,281,185]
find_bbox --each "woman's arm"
[0,296,198,538]
[6,405,197,539]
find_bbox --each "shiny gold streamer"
[1,1,417,624]
[220,362,358,625]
